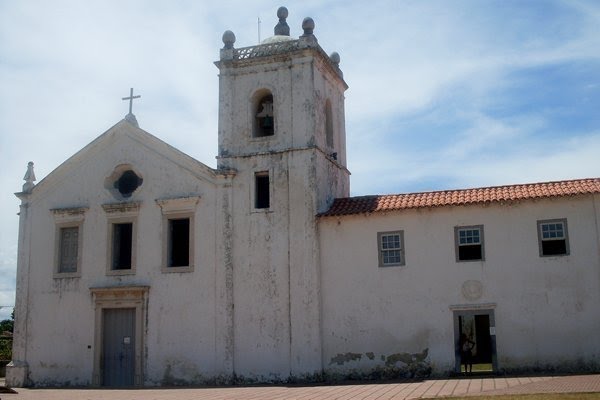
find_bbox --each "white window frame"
[156,196,199,273]
[454,225,485,262]
[377,231,405,267]
[52,207,87,278]
[537,218,569,257]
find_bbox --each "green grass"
[461,363,493,373]
[442,394,600,400]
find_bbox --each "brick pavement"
[0,374,599,399]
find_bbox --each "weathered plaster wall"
[18,125,223,386]
[319,196,600,377]
[217,46,348,380]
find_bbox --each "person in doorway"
[460,333,475,374]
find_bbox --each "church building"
[7,7,600,387]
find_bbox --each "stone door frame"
[450,303,498,373]
[90,286,149,386]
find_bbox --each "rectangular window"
[52,207,86,278]
[255,172,270,209]
[168,218,190,267]
[102,202,139,275]
[58,227,79,273]
[455,225,484,262]
[156,197,198,274]
[112,222,133,270]
[377,231,405,267]
[538,219,569,256]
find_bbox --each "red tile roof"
[319,178,600,217]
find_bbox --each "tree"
[0,308,14,361]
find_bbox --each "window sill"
[161,265,194,273]
[378,263,406,268]
[249,135,275,141]
[107,269,136,276]
[251,208,273,214]
[53,272,81,279]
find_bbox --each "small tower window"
[254,92,275,137]
[255,172,270,209]
[325,99,334,148]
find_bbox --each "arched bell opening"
[252,90,275,137]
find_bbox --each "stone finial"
[274,6,290,36]
[299,16,317,46]
[22,161,36,193]
[222,30,236,49]
[330,52,343,78]
[124,113,139,127]
[302,17,315,36]
[330,52,340,67]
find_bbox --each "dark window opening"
[255,173,270,209]
[542,240,567,256]
[458,245,482,261]
[114,170,143,197]
[112,223,133,269]
[168,218,190,267]
[254,94,274,137]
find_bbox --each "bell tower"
[214,7,349,380]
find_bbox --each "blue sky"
[0,0,599,320]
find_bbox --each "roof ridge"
[363,177,600,198]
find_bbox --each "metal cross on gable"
[122,88,141,114]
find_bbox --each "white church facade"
[7,8,600,387]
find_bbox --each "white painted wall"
[318,195,600,375]
[11,122,225,386]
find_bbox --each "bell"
[262,116,273,128]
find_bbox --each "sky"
[0,0,599,321]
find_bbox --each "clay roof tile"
[319,178,600,217]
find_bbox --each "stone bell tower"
[214,7,349,380]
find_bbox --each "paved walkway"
[1,374,599,399]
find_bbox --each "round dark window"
[114,170,142,197]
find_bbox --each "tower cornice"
[215,40,347,89]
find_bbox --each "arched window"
[325,99,334,148]
[253,90,275,137]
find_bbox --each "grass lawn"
[462,363,494,373]
[443,394,600,400]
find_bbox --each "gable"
[26,119,224,203]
